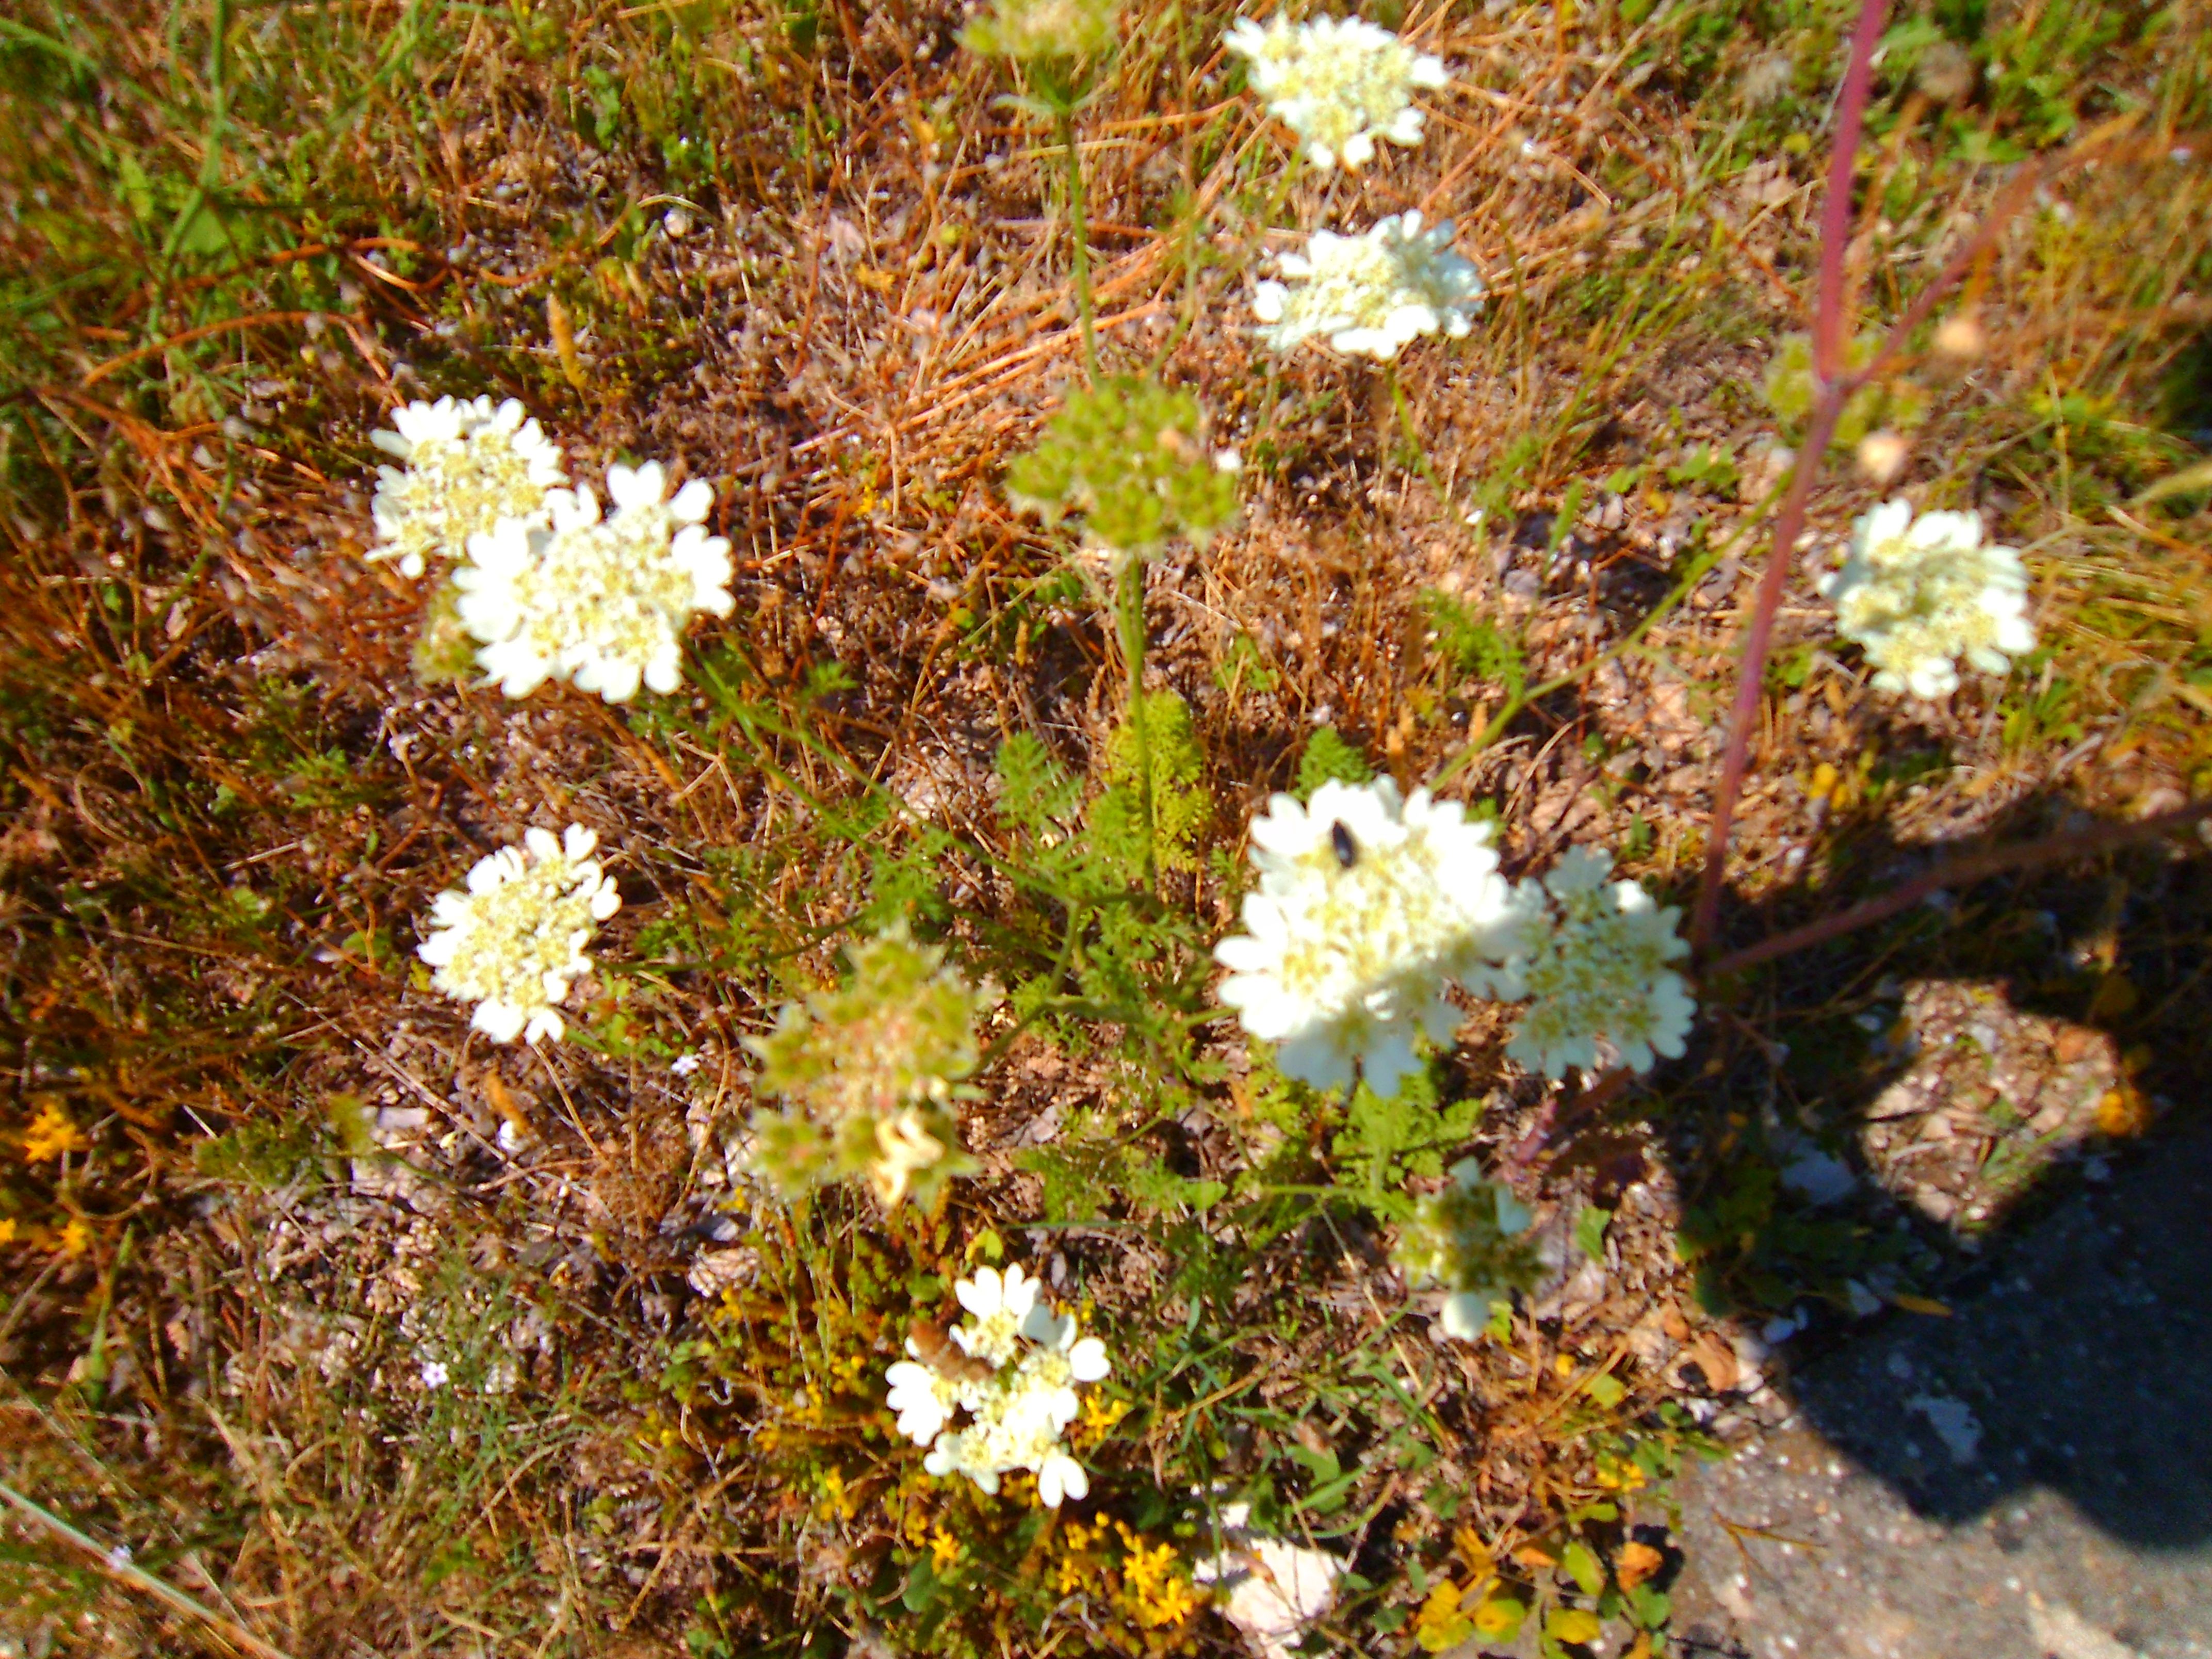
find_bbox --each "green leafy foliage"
[1329,1067,1484,1205]
[1096,690,1211,872]
[1295,725,1373,799]
[1763,331,1930,449]
[1422,590,1527,697]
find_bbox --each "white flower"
[1215,778,1522,1098]
[454,462,735,703]
[1251,212,1484,361]
[1194,1504,1344,1659]
[885,1358,961,1446]
[950,1263,1043,1369]
[415,823,622,1044]
[890,1262,1111,1508]
[1490,848,1694,1080]
[1037,1450,1089,1508]
[419,1358,450,1389]
[1224,14,1449,171]
[1818,498,2037,698]
[368,396,567,577]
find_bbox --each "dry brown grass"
[3,0,2209,1652]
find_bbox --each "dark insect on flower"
[1329,820,1358,869]
[908,1317,995,1385]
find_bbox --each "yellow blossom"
[1411,1578,1473,1652]
[0,1219,14,1245]
[21,1102,89,1163]
[1076,1394,1132,1445]
[930,1528,962,1573]
[57,1218,90,1258]
[1115,1527,1198,1630]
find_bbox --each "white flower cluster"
[369,397,567,577]
[1818,498,2037,698]
[455,463,735,703]
[1253,212,1484,361]
[416,824,621,1044]
[1491,848,1694,1080]
[1224,14,1449,172]
[1216,784,1697,1090]
[884,1264,1110,1508]
[1215,778,1521,1098]
[1395,1158,1536,1343]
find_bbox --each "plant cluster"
[3,0,2206,1655]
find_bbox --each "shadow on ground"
[1782,1121,2212,1549]
[1657,1126,2212,1659]
[1635,787,2212,1657]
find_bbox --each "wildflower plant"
[1252,213,1485,361]
[1224,13,1449,172]
[1004,377,1241,570]
[1215,777,1522,1098]
[884,1262,1110,1506]
[1394,1158,1540,1341]
[1488,848,1694,1080]
[1818,498,2037,698]
[415,824,621,1045]
[961,0,1121,63]
[454,462,733,703]
[744,927,994,1209]
[368,395,567,578]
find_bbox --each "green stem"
[1388,365,1447,498]
[1114,554,1156,890]
[1060,108,1096,380]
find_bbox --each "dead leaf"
[1617,1541,1664,1591]
[1674,1332,1738,1393]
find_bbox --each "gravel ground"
[1664,1126,2212,1659]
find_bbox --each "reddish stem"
[1691,0,1890,956]
[1690,396,1843,952]
[1704,799,2212,980]
[1813,0,1894,380]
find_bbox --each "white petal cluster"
[1193,1503,1344,1659]
[884,1264,1111,1509]
[454,463,735,703]
[1252,213,1484,361]
[1490,848,1693,1080]
[369,397,567,577]
[415,824,621,1044]
[1818,498,2036,698]
[1215,778,1522,1098]
[1224,14,1449,171]
[1397,1158,1535,1343]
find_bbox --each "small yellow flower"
[1411,1579,1473,1652]
[1116,1530,1198,1630]
[0,1218,15,1245]
[1076,1394,1131,1445]
[21,1102,89,1163]
[930,1528,962,1573]
[57,1218,91,1258]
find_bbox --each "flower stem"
[1690,0,1889,957]
[1114,554,1157,889]
[1388,366,1446,498]
[1060,108,1096,381]
[1703,797,2212,980]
